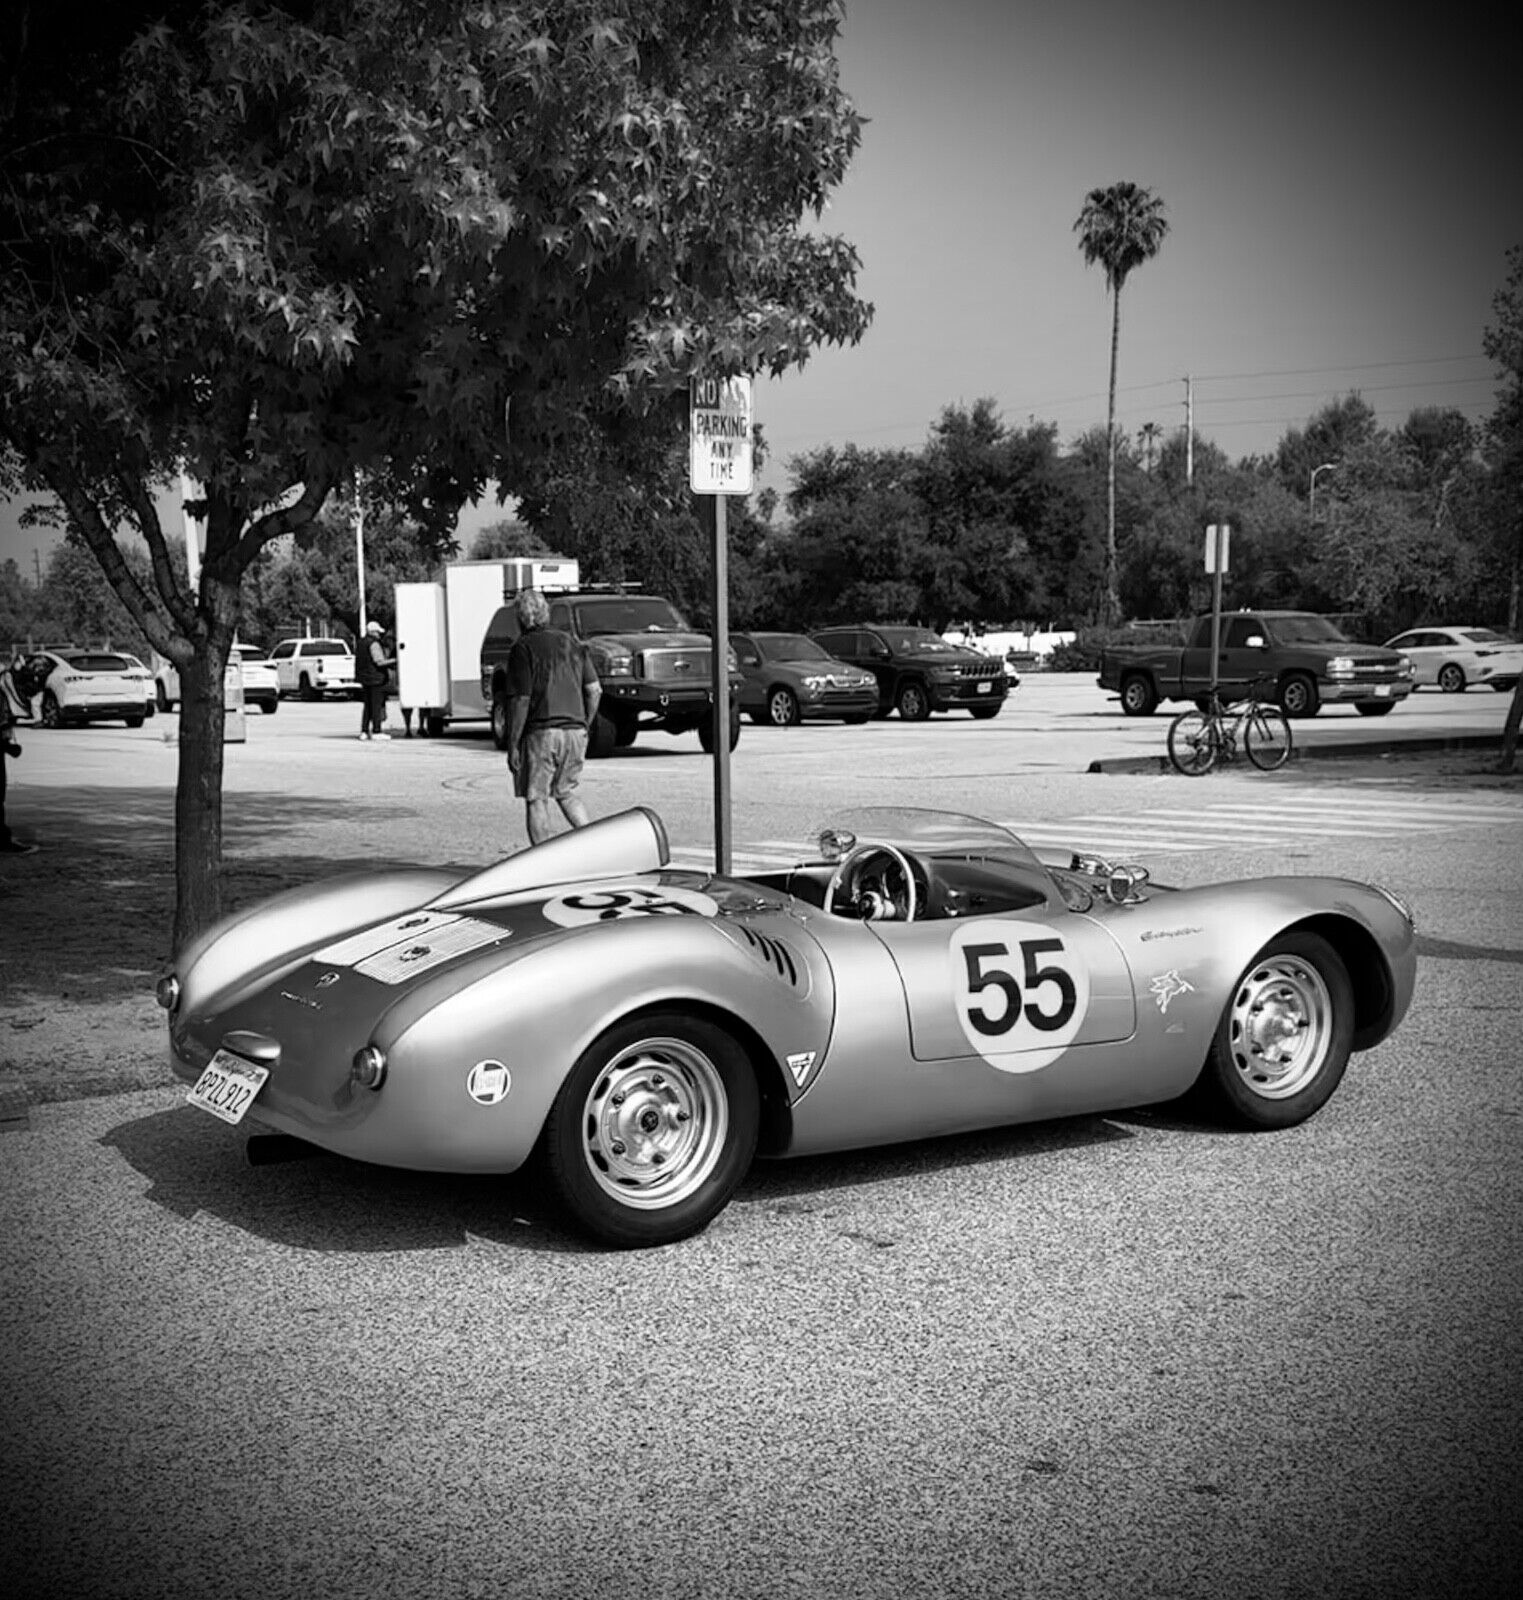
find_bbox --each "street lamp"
[1309,461,1337,520]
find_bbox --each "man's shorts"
[515,724,587,801]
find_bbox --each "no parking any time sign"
[689,375,753,494]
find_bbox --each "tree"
[1073,181,1169,625]
[0,0,871,946]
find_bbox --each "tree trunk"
[1501,674,1523,773]
[171,568,239,952]
[1105,282,1121,626]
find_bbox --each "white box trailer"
[395,556,579,735]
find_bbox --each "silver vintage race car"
[158,806,1416,1248]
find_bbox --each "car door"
[731,633,762,711]
[1386,631,1433,685]
[1213,615,1272,699]
[269,641,295,693]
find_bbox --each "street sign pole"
[690,375,753,877]
[1205,523,1230,695]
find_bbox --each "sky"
[3,0,1517,573]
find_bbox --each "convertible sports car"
[159,806,1416,1248]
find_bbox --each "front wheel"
[968,703,1002,720]
[1244,706,1293,770]
[1278,673,1319,718]
[587,710,617,759]
[490,691,510,751]
[1437,663,1466,693]
[765,686,800,727]
[1355,702,1395,717]
[1195,931,1353,1129]
[1167,709,1217,775]
[895,679,932,721]
[543,1013,760,1248]
[124,714,144,729]
[698,708,741,752]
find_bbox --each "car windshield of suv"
[572,598,691,634]
[763,634,829,661]
[875,627,956,653]
[1270,615,1349,645]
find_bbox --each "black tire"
[40,690,62,729]
[1167,709,1216,775]
[1243,706,1293,770]
[765,686,800,727]
[895,679,932,721]
[1278,673,1319,718]
[1437,663,1466,694]
[1492,681,1514,693]
[698,708,741,753]
[613,715,638,748]
[842,713,870,725]
[543,1012,760,1248]
[260,699,277,715]
[124,714,144,729]
[155,682,172,712]
[1195,931,1353,1130]
[1119,674,1158,717]
[424,712,446,736]
[587,710,617,759]
[1355,702,1395,717]
[490,691,510,751]
[298,674,317,702]
[968,703,1001,720]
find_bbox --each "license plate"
[976,680,992,693]
[1374,684,1391,697]
[188,1049,270,1125]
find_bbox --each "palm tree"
[1074,182,1169,624]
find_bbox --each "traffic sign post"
[1205,523,1231,694]
[691,377,753,876]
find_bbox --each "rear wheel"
[1437,663,1466,693]
[1244,706,1292,770]
[1195,931,1353,1129]
[155,682,173,712]
[1167,709,1217,775]
[895,679,931,721]
[1119,674,1158,717]
[40,690,62,729]
[543,1013,760,1248]
[298,674,317,702]
[765,686,800,727]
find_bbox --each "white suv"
[269,637,359,700]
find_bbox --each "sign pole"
[690,374,752,877]
[710,495,731,875]
[1205,522,1229,696]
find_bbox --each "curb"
[1087,732,1504,775]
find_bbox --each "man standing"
[506,589,601,844]
[356,620,392,740]
[1,653,44,855]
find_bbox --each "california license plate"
[187,1049,270,1125]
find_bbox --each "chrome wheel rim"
[581,1037,728,1210]
[1227,954,1333,1099]
[768,690,796,726]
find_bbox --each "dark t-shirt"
[507,628,597,727]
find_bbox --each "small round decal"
[466,1060,512,1105]
[542,882,718,928]
[950,922,1089,1074]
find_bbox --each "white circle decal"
[949,922,1089,1074]
[542,882,718,928]
[467,1060,512,1105]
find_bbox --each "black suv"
[481,591,742,758]
[809,625,1008,721]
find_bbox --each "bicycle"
[1166,680,1293,776]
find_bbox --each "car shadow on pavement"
[96,1102,1136,1257]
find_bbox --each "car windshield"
[762,634,831,662]
[234,646,265,662]
[876,627,957,653]
[805,807,1043,872]
[572,597,691,634]
[305,639,349,653]
[1270,615,1349,645]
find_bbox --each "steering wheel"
[826,842,920,922]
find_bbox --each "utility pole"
[1183,375,1194,485]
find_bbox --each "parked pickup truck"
[481,590,744,758]
[1098,611,1415,718]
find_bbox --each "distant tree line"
[8,384,1515,658]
